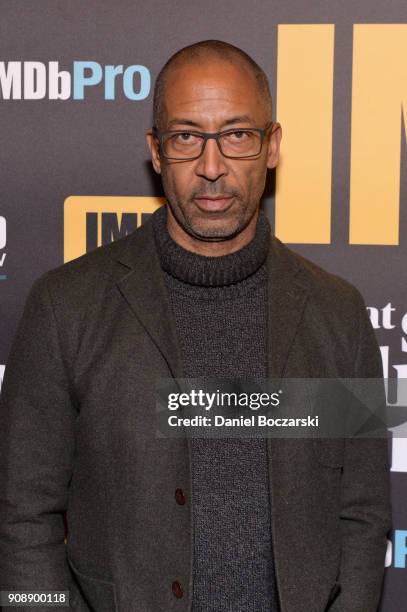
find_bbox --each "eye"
[171,132,201,146]
[226,130,251,141]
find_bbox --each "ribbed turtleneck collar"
[152,204,271,287]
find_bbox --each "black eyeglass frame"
[152,121,274,161]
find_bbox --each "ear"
[266,122,282,169]
[146,131,162,174]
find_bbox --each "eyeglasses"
[152,121,274,161]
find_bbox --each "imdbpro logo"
[0,61,150,100]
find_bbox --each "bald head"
[153,40,273,131]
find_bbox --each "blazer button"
[172,581,183,598]
[175,488,186,505]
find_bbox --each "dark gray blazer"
[0,212,392,612]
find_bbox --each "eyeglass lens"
[162,130,263,159]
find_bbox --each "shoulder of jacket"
[33,226,144,292]
[272,236,365,309]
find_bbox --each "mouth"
[193,196,234,212]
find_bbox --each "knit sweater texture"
[152,205,280,612]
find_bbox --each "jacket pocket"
[313,438,345,468]
[67,556,118,612]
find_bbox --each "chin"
[186,220,243,241]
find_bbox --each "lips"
[194,196,234,212]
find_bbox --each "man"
[0,40,391,612]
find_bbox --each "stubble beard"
[164,184,256,242]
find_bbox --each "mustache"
[190,185,240,199]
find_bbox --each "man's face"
[147,59,281,243]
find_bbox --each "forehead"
[161,60,266,127]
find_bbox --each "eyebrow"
[166,115,256,129]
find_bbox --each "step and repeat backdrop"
[0,1,406,609]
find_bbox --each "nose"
[194,137,228,182]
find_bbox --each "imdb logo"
[276,24,406,245]
[64,196,164,263]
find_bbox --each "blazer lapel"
[112,217,184,380]
[266,235,310,380]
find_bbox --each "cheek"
[161,165,190,198]
[236,163,267,197]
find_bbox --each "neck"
[166,206,259,257]
[152,204,271,287]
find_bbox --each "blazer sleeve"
[333,290,392,612]
[0,273,76,609]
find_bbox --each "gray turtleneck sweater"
[152,205,280,612]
